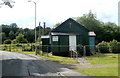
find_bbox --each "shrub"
[16,34,28,43]
[4,39,11,44]
[12,39,18,44]
[98,41,110,53]
[109,40,120,53]
[20,38,28,43]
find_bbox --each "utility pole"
[28,0,37,55]
[39,22,41,46]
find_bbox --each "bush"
[98,41,110,53]
[12,39,18,44]
[4,39,11,44]
[20,38,28,43]
[97,40,120,53]
[16,34,28,43]
[109,40,120,53]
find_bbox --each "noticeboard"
[52,36,58,41]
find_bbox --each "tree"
[24,31,34,43]
[74,11,120,43]
[44,27,51,35]
[10,23,18,28]
[1,24,11,37]
[15,34,28,43]
[101,22,120,42]
[75,11,101,31]
[1,32,7,43]
[9,31,15,40]
[53,23,61,28]
[75,11,103,43]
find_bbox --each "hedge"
[97,40,120,53]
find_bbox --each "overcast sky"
[0,0,119,29]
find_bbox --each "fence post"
[70,50,72,58]
[83,45,86,56]
[97,46,100,53]
[76,52,78,59]
[47,45,48,56]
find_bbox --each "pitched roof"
[51,18,89,34]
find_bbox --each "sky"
[0,0,119,29]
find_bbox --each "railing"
[0,44,119,57]
[69,49,78,59]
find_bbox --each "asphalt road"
[0,51,92,78]
[0,51,59,77]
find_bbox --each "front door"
[69,35,76,51]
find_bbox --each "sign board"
[52,36,58,41]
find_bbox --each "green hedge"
[98,41,109,53]
[97,40,120,53]
[109,40,120,53]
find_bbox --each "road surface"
[0,51,90,78]
[0,51,60,77]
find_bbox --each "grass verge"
[84,53,118,64]
[18,51,35,54]
[74,53,119,77]
[74,66,118,76]
[38,54,79,65]
[12,51,79,65]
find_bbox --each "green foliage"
[10,23,18,28]
[53,23,61,28]
[109,40,120,53]
[4,39,11,44]
[1,43,35,52]
[9,31,15,40]
[1,24,51,43]
[98,41,110,53]
[36,37,42,44]
[75,11,101,31]
[15,34,28,43]
[98,40,120,53]
[12,39,17,44]
[74,11,120,43]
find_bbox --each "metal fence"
[0,44,35,52]
[0,44,120,57]
[84,45,120,55]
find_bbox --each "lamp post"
[28,0,37,55]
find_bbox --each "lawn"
[84,53,118,64]
[10,50,79,65]
[74,53,119,77]
[38,54,79,65]
[17,51,35,54]
[75,66,118,77]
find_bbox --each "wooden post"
[83,46,86,56]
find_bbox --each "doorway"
[69,35,76,51]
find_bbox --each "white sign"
[52,36,58,41]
